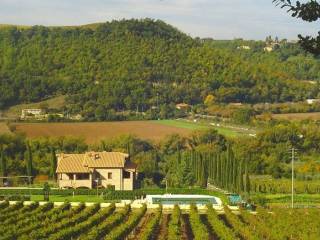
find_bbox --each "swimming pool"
[146,194,222,206]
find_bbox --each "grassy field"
[13,121,193,143]
[2,95,66,118]
[263,193,320,206]
[154,119,252,137]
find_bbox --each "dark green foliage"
[25,142,33,182]
[0,19,318,114]
[0,145,6,178]
[244,156,251,195]
[50,148,57,180]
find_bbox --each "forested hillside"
[0,18,319,115]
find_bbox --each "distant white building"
[237,45,251,50]
[306,99,320,105]
[21,109,44,119]
[263,46,273,52]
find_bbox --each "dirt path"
[200,214,217,240]
[129,213,153,240]
[156,214,169,240]
[181,214,193,240]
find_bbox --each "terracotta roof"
[56,154,89,173]
[84,152,129,168]
[56,152,130,173]
[124,161,137,170]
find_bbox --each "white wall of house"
[57,168,135,190]
[96,168,123,190]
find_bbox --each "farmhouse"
[56,151,137,190]
[21,109,44,120]
[176,103,190,111]
[306,99,320,105]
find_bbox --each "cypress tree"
[0,145,7,185]
[26,142,33,184]
[232,158,238,192]
[212,153,216,181]
[216,153,221,186]
[244,155,251,195]
[221,153,225,188]
[238,160,244,193]
[50,148,57,180]
[201,153,208,188]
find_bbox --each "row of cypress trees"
[182,145,251,194]
[0,142,57,184]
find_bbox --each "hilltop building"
[21,109,44,119]
[56,151,137,190]
[176,103,190,111]
[306,99,320,105]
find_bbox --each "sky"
[0,0,318,40]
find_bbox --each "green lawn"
[256,193,320,207]
[153,119,245,137]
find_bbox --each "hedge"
[0,188,223,201]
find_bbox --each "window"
[67,173,73,180]
[108,172,112,179]
[76,173,89,180]
[123,170,131,179]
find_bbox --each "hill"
[2,95,65,118]
[0,19,319,121]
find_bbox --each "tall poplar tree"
[0,145,7,185]
[26,142,33,184]
[238,160,244,193]
[50,148,57,180]
[244,155,251,195]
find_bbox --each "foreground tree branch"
[273,0,320,55]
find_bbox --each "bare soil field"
[14,121,192,143]
[0,122,11,134]
[269,112,320,121]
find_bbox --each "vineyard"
[0,201,320,240]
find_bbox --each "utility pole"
[290,147,298,209]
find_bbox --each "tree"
[43,182,51,201]
[0,145,7,185]
[274,0,320,55]
[204,94,216,106]
[50,148,57,180]
[26,142,33,184]
[232,108,255,124]
[244,156,251,195]
[238,160,244,193]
